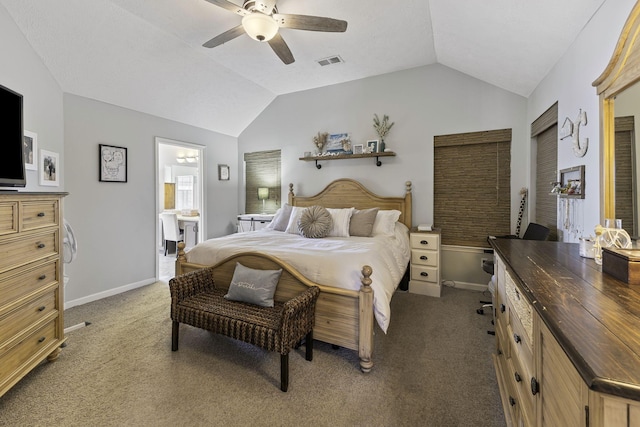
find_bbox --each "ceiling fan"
[202,0,348,65]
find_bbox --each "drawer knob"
[508,396,516,407]
[37,212,45,217]
[38,306,46,312]
[514,371,522,382]
[420,255,428,260]
[420,272,429,277]
[37,243,46,249]
[38,337,46,343]
[500,303,506,313]
[530,377,540,395]
[513,333,521,344]
[38,274,47,280]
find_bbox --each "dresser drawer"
[0,231,58,274]
[0,290,57,347]
[0,260,58,313]
[505,273,532,344]
[508,347,534,424]
[410,233,439,249]
[411,265,439,283]
[0,319,57,381]
[0,202,18,236]
[411,249,438,267]
[509,309,534,377]
[21,200,59,231]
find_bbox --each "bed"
[175,179,413,372]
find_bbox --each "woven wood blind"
[534,124,558,240]
[434,129,512,247]
[615,116,635,235]
[244,150,281,214]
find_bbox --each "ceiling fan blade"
[272,14,347,32]
[268,33,295,65]
[202,25,245,48]
[203,0,249,16]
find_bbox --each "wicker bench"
[169,266,320,392]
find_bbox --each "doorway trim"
[155,136,206,280]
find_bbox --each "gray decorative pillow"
[224,262,282,307]
[271,203,293,232]
[298,205,333,238]
[349,208,379,237]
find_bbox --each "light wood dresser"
[491,239,640,427]
[0,191,67,397]
[408,228,441,297]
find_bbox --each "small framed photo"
[39,149,59,186]
[218,164,230,181]
[23,130,38,171]
[353,144,364,155]
[367,139,379,153]
[99,144,128,183]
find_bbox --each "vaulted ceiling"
[0,0,606,137]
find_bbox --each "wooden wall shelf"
[299,151,396,169]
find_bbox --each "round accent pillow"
[298,205,333,238]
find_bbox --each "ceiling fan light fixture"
[242,13,278,42]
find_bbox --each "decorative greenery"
[313,132,328,152]
[373,114,394,140]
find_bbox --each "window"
[175,175,197,210]
[244,150,281,214]
[434,129,512,247]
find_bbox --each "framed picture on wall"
[39,149,59,186]
[23,130,38,171]
[99,144,128,182]
[218,164,230,181]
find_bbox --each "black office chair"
[477,223,550,333]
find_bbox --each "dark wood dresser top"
[490,239,640,401]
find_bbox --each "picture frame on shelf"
[99,144,128,183]
[23,130,37,171]
[367,140,379,153]
[218,164,230,181]
[39,149,59,186]
[353,144,364,155]
[325,132,350,154]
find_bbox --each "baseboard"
[64,278,156,309]
[408,280,441,297]
[442,280,488,292]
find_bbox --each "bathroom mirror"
[593,1,640,237]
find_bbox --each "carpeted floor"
[0,281,505,427]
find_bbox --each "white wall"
[239,64,528,229]
[527,0,637,242]
[63,94,238,305]
[0,4,64,191]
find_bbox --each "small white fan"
[63,219,77,264]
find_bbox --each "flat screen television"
[0,84,26,188]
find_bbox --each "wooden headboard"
[288,179,412,229]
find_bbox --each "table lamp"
[258,187,269,213]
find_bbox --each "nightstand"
[237,214,274,232]
[409,228,441,297]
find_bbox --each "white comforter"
[186,224,411,332]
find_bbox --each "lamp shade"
[242,13,278,42]
[258,187,269,200]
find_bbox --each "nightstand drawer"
[410,233,439,249]
[411,265,438,283]
[411,249,438,267]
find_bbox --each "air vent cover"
[317,55,344,66]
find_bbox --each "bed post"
[175,242,186,276]
[288,183,294,205]
[358,265,374,373]
[404,181,412,229]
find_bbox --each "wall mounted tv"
[0,84,26,188]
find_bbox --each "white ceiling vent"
[317,55,344,66]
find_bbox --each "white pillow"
[285,206,306,234]
[264,207,281,230]
[372,209,401,237]
[326,207,354,237]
